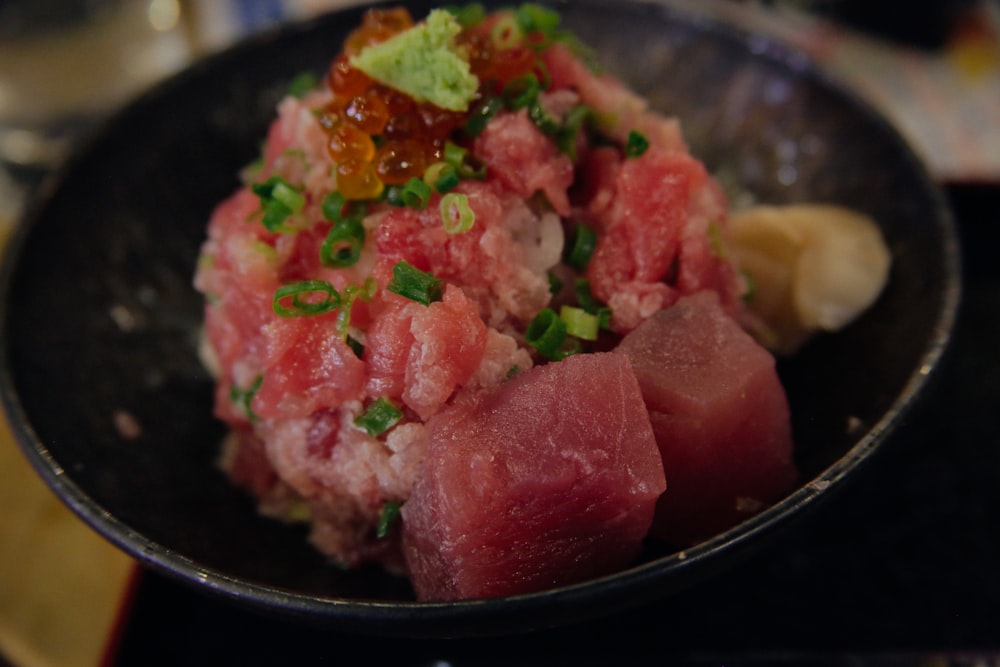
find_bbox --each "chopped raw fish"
[401,352,665,601]
[615,292,797,545]
[191,4,834,597]
[579,145,743,332]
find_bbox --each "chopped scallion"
[321,191,347,221]
[440,192,476,234]
[464,95,504,137]
[556,104,593,161]
[272,180,304,211]
[547,271,563,296]
[376,499,404,539]
[503,73,541,110]
[528,101,560,135]
[574,278,613,329]
[443,141,468,169]
[525,307,567,360]
[490,14,523,49]
[251,176,305,232]
[423,162,460,194]
[322,191,367,222]
[335,278,376,341]
[444,3,486,28]
[441,141,487,180]
[564,223,597,271]
[387,261,443,306]
[559,305,599,341]
[288,71,318,98]
[626,130,650,158]
[320,217,365,268]
[515,3,561,37]
[401,177,432,210]
[229,375,263,423]
[273,280,340,317]
[383,185,405,207]
[355,397,403,437]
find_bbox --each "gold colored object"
[0,221,134,667]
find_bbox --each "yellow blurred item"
[0,225,135,667]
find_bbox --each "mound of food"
[194,3,888,600]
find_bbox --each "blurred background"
[0,1,997,666]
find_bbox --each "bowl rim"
[0,0,962,635]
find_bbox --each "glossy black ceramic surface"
[0,0,959,636]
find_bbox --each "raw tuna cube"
[616,291,797,545]
[401,352,664,601]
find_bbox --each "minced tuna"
[194,4,796,599]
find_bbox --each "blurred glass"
[0,0,192,172]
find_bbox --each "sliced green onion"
[547,271,563,296]
[322,191,367,223]
[556,104,593,161]
[423,162,460,194]
[320,217,365,268]
[229,375,263,423]
[505,364,521,380]
[273,280,340,317]
[321,191,347,221]
[574,277,600,311]
[525,308,567,360]
[503,73,541,110]
[288,71,318,98]
[259,201,292,232]
[564,223,597,271]
[355,397,403,437]
[490,14,523,49]
[251,176,305,232]
[443,141,468,169]
[558,337,581,358]
[440,192,476,234]
[401,177,432,210]
[387,261,443,306]
[335,285,361,340]
[441,141,486,180]
[383,184,405,207]
[464,95,504,137]
[515,3,561,37]
[560,305,599,341]
[574,277,613,329]
[528,101,560,135]
[272,180,304,211]
[376,499,404,539]
[626,129,650,158]
[335,278,376,341]
[444,3,486,27]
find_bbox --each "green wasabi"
[349,9,478,112]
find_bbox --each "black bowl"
[0,0,959,636]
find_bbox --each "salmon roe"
[316,7,551,200]
[343,7,415,55]
[375,139,429,185]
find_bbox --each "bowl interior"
[0,0,958,634]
